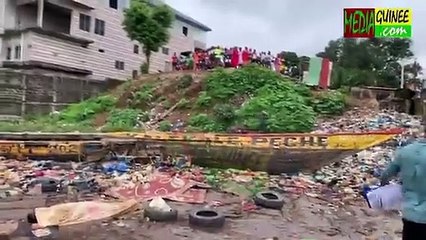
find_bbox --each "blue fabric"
[103,162,129,173]
[381,140,426,223]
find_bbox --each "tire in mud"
[253,191,285,209]
[144,207,178,222]
[188,209,225,228]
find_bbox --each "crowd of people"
[171,46,285,73]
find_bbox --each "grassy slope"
[0,67,346,133]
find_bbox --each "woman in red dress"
[231,47,239,68]
[242,47,250,65]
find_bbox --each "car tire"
[188,209,225,228]
[253,191,285,209]
[144,207,178,222]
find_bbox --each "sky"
[164,0,426,70]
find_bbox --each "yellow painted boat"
[0,129,403,173]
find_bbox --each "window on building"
[115,60,125,70]
[162,47,169,55]
[94,19,105,35]
[14,45,21,59]
[182,26,188,36]
[79,14,91,32]
[6,47,12,60]
[109,0,118,9]
[133,45,139,54]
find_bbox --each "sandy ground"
[0,191,402,240]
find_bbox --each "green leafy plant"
[195,91,212,108]
[237,95,315,133]
[311,91,346,115]
[59,95,117,123]
[158,120,172,131]
[133,84,154,107]
[212,104,236,128]
[103,109,146,131]
[188,114,224,132]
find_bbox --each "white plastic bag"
[366,184,402,210]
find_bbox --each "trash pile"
[0,107,422,238]
[277,108,422,204]
[314,108,421,133]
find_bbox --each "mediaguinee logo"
[344,8,412,38]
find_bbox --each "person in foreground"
[380,140,426,240]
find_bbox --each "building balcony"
[0,30,92,75]
[16,0,94,10]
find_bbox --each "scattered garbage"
[0,108,420,238]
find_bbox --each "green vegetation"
[187,65,345,132]
[59,95,117,123]
[0,66,346,133]
[102,109,147,132]
[123,0,174,70]
[317,38,421,88]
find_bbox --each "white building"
[0,0,211,80]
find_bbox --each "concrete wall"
[0,69,110,117]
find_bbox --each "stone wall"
[0,69,117,117]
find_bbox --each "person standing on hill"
[274,54,282,74]
[231,47,239,69]
[238,47,243,67]
[380,140,426,240]
[192,51,199,71]
[242,47,250,65]
[172,52,178,71]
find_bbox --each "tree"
[123,0,174,71]
[317,38,417,88]
[279,51,299,67]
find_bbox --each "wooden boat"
[0,129,403,174]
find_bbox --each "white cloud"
[165,0,426,68]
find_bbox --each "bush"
[188,114,224,132]
[195,91,212,108]
[237,84,316,132]
[158,120,172,131]
[133,84,154,108]
[59,95,117,123]
[213,104,236,126]
[103,109,146,131]
[311,91,346,115]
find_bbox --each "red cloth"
[242,50,250,64]
[108,171,209,204]
[319,58,331,89]
[231,49,239,68]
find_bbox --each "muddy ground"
[0,191,401,240]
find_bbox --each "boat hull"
[0,129,402,173]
